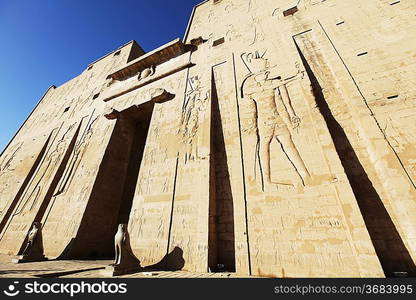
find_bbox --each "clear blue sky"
[0,0,202,153]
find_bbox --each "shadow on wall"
[56,238,75,260]
[146,247,185,271]
[57,237,114,261]
[63,106,152,260]
[296,43,416,277]
[210,70,236,272]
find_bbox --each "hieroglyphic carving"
[72,93,93,114]
[272,8,280,17]
[382,116,416,185]
[207,9,217,24]
[20,50,122,135]
[226,24,242,42]
[178,76,210,163]
[69,96,83,119]
[0,142,23,179]
[24,112,46,132]
[271,0,329,18]
[247,0,254,12]
[225,2,235,14]
[240,50,311,190]
[248,15,265,46]
[239,0,265,46]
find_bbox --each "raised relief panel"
[179,75,210,163]
[240,50,311,191]
[165,66,212,272]
[229,30,388,276]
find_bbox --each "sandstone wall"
[0,0,415,277]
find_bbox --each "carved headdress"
[241,49,268,74]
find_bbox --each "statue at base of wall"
[12,222,47,264]
[103,224,142,277]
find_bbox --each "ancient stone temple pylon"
[1,0,416,278]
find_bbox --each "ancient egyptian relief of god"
[241,50,311,191]
[178,76,210,163]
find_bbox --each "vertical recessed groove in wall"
[317,20,416,190]
[166,154,180,261]
[232,53,252,275]
[295,39,416,277]
[208,69,218,270]
[0,133,53,235]
[166,53,193,263]
[30,122,82,237]
[209,67,236,272]
[16,122,83,254]
[0,123,64,242]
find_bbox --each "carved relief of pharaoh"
[240,50,311,190]
[178,76,210,163]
